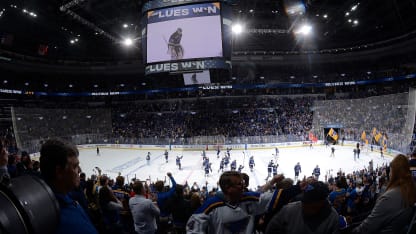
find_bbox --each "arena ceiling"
[1,0,416,61]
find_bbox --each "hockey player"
[168,28,183,60]
[313,165,321,180]
[266,160,274,180]
[96,147,100,156]
[204,162,212,177]
[226,147,231,157]
[164,150,169,163]
[272,163,279,176]
[202,157,210,169]
[176,155,183,170]
[238,164,244,173]
[357,147,361,159]
[294,162,301,181]
[249,156,255,172]
[223,154,230,168]
[380,146,384,158]
[353,148,357,161]
[330,147,335,157]
[230,160,237,171]
[202,150,206,159]
[146,152,151,165]
[274,147,279,161]
[216,148,220,159]
[218,158,225,173]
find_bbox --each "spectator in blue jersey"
[186,171,301,234]
[154,172,177,233]
[40,139,98,234]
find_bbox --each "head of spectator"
[98,185,117,206]
[387,154,416,207]
[40,139,80,194]
[276,178,294,189]
[115,175,125,189]
[100,175,109,187]
[155,180,165,192]
[132,180,145,195]
[241,172,250,191]
[219,171,244,204]
[301,181,330,216]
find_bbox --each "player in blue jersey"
[313,165,321,180]
[176,155,183,170]
[294,162,302,181]
[249,156,255,172]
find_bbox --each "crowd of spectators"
[1,139,415,234]
[7,88,416,153]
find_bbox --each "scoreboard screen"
[145,2,223,64]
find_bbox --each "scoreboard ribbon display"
[147,3,220,23]
[145,59,231,74]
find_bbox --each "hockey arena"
[80,144,392,191]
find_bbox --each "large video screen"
[146,2,223,63]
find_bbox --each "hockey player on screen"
[167,28,184,60]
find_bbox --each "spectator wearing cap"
[265,181,339,234]
[352,154,416,233]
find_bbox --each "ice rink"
[79,144,393,191]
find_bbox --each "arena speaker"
[0,175,59,234]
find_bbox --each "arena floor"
[78,144,392,191]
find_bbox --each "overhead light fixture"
[232,23,243,34]
[323,14,328,18]
[353,20,359,25]
[123,38,133,46]
[294,24,312,35]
